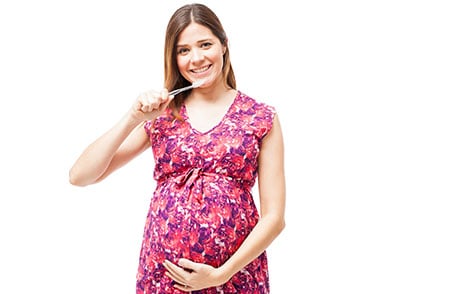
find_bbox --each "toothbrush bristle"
[193,79,205,88]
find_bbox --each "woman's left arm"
[164,114,286,291]
[218,113,286,278]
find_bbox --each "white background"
[1,0,455,293]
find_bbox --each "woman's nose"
[190,49,204,62]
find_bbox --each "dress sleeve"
[256,103,277,141]
[144,120,153,137]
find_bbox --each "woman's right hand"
[130,88,173,122]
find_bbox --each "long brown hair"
[164,3,236,118]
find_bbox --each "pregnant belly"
[146,181,259,267]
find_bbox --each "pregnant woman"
[69,3,286,293]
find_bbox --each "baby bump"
[147,179,259,267]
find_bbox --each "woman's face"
[175,22,226,88]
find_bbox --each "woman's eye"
[201,42,212,48]
[177,48,189,55]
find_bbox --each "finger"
[163,260,188,283]
[140,100,158,113]
[134,100,142,111]
[136,91,154,110]
[178,258,197,271]
[173,283,192,292]
[146,96,154,106]
[157,97,172,112]
[143,93,155,109]
[137,93,149,112]
[141,103,152,113]
[160,88,169,102]
[165,271,188,288]
[139,92,150,102]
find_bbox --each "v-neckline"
[182,90,239,135]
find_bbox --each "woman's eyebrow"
[176,38,214,47]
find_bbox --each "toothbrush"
[169,79,206,97]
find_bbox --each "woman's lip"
[190,64,211,74]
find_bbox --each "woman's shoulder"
[233,90,276,139]
[236,90,276,114]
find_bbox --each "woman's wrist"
[216,263,236,285]
[120,111,142,130]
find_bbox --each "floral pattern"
[136,91,275,293]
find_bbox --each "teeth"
[192,65,210,73]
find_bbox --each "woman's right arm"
[69,89,172,187]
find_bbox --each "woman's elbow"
[268,214,286,236]
[277,217,286,234]
[69,171,83,187]
[68,168,90,187]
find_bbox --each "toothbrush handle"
[169,84,194,96]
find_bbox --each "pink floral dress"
[136,91,276,293]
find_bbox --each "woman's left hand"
[163,258,227,291]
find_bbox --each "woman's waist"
[156,167,253,190]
